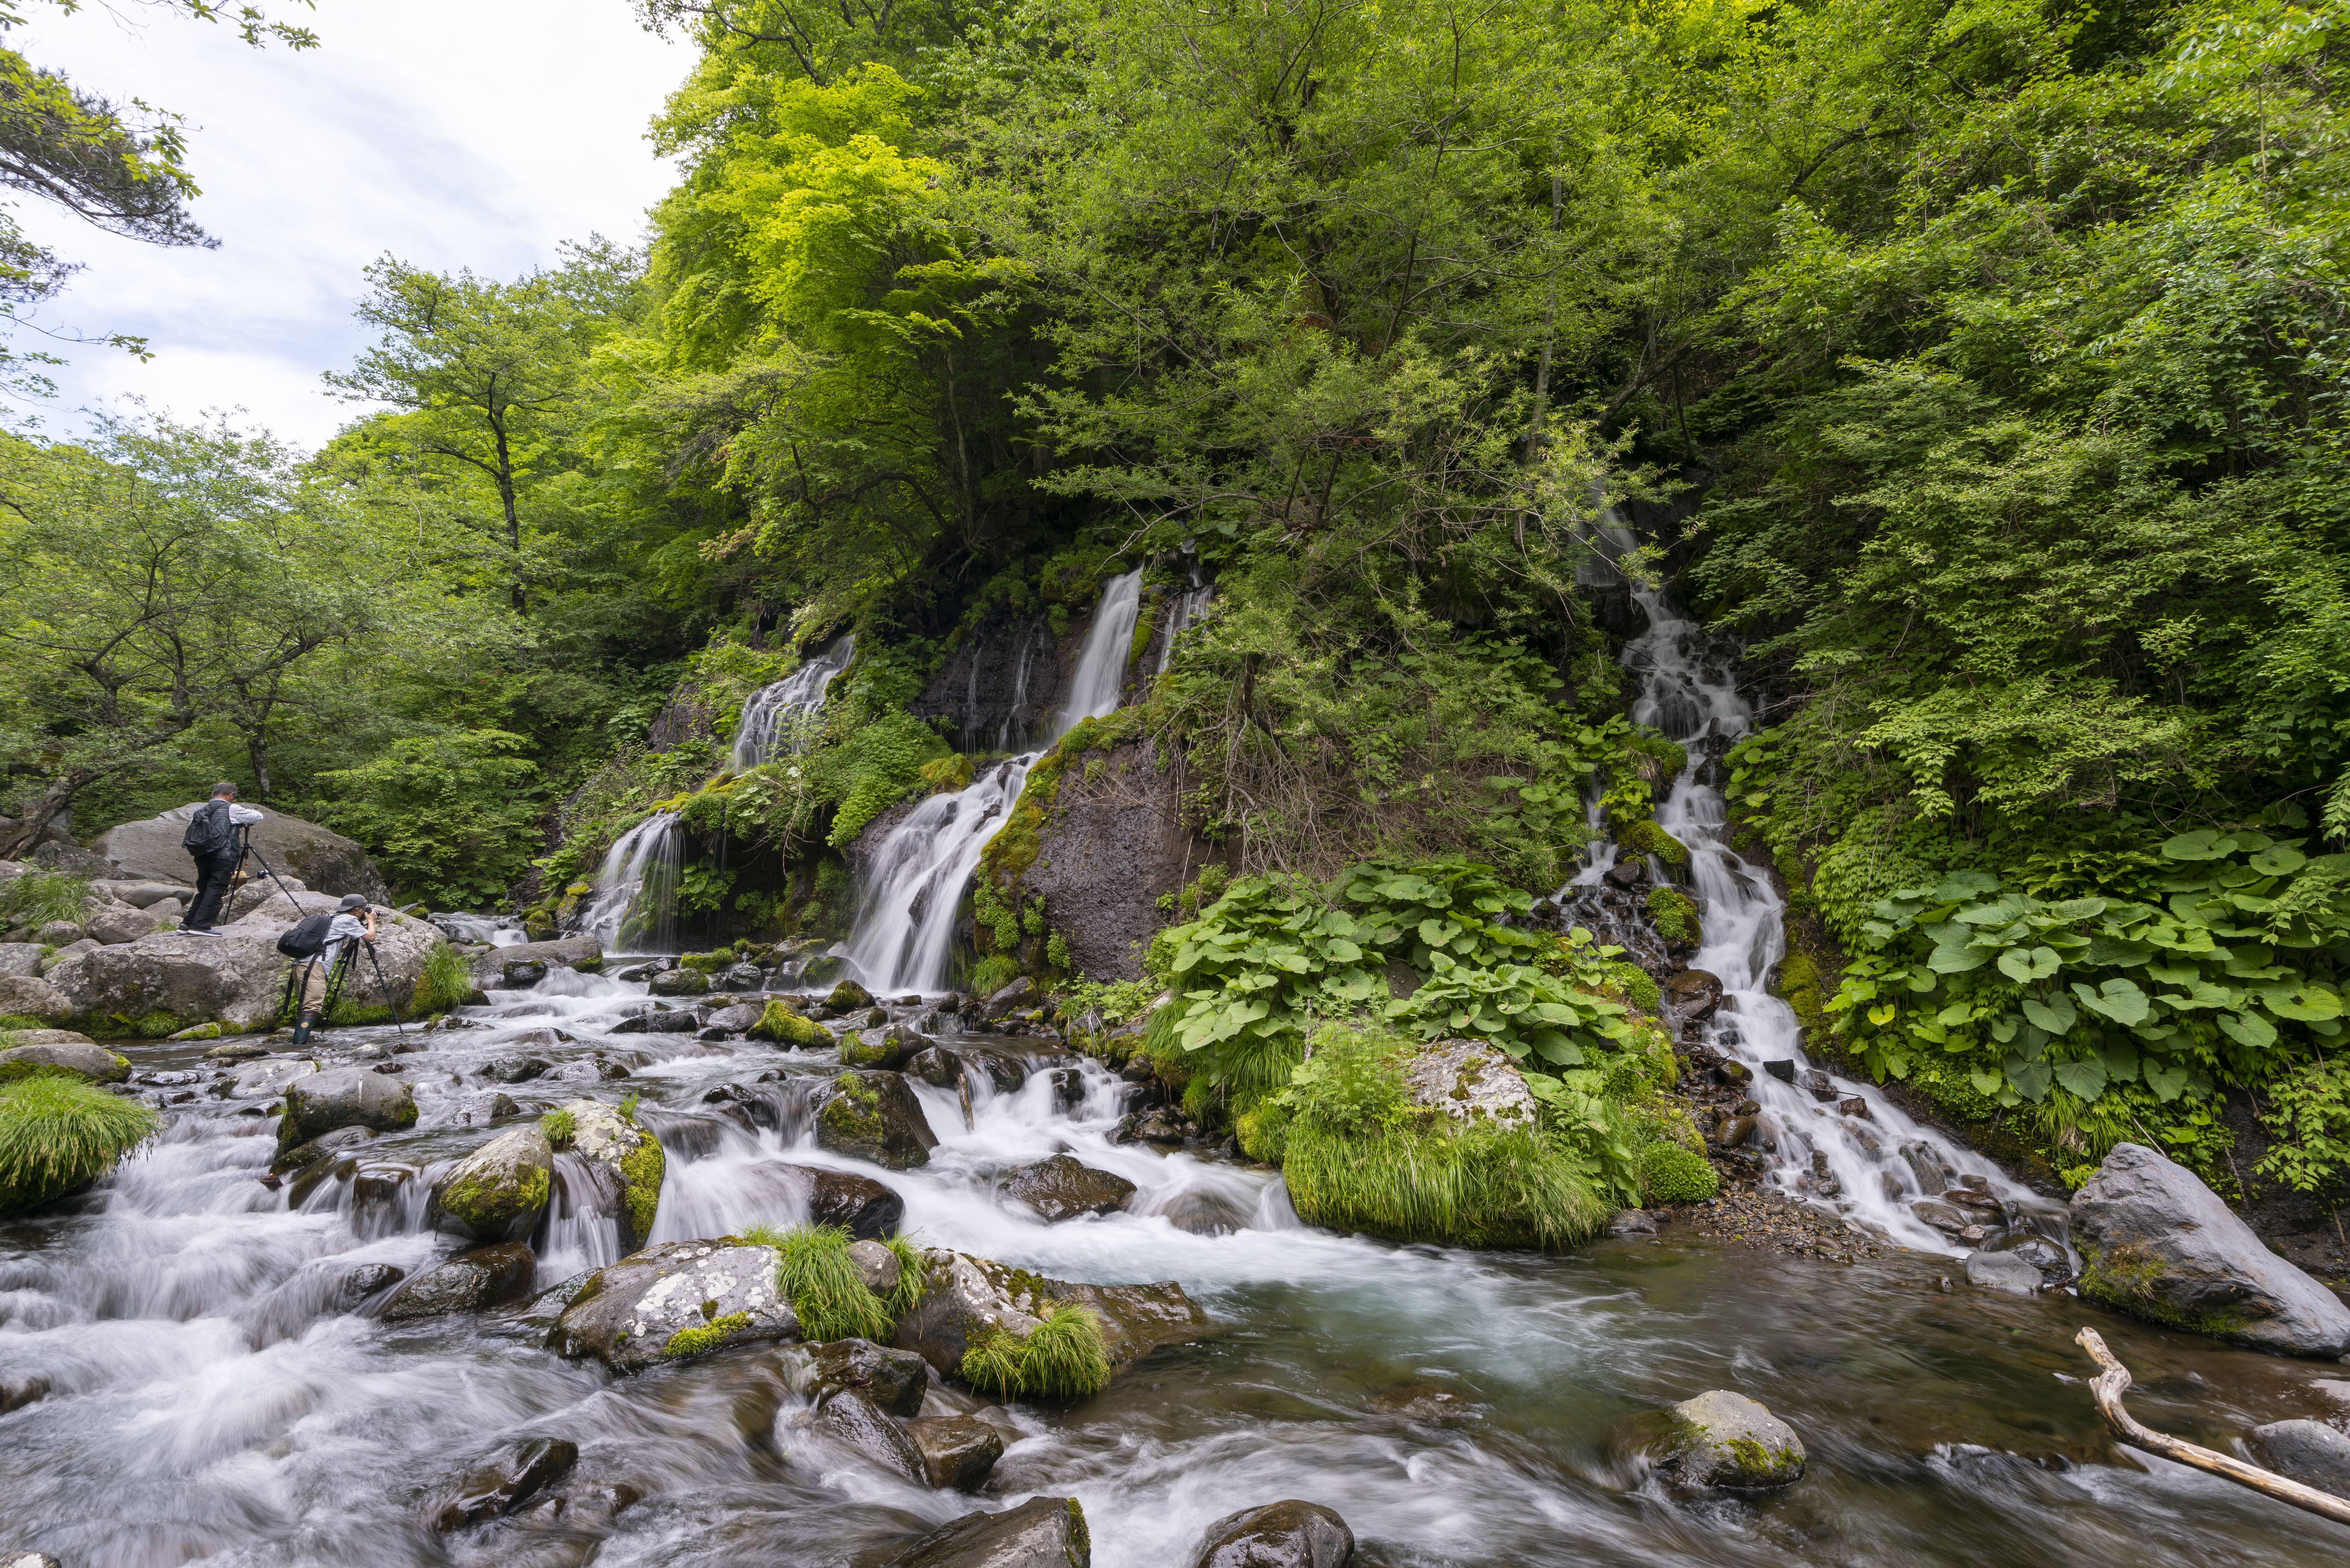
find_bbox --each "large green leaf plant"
[1831,830,2348,1109]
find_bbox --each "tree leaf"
[2005,1058,2051,1101]
[2072,978,2149,1027]
[2143,1059,2190,1102]
[2084,934,2153,967]
[1928,871,1999,901]
[1928,944,1991,974]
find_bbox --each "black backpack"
[182,800,237,857]
[277,912,332,959]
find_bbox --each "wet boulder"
[431,1437,579,1531]
[1003,1155,1135,1222]
[905,1413,1006,1490]
[561,1098,665,1249]
[0,1037,129,1084]
[2072,1142,2350,1357]
[492,957,547,989]
[842,1022,925,1071]
[548,1238,797,1373]
[732,1160,906,1240]
[851,1239,904,1295]
[704,1001,767,1034]
[277,1065,417,1153]
[464,934,601,990]
[1189,1501,1355,1568]
[1963,1250,2043,1295]
[381,1243,537,1319]
[719,961,765,992]
[815,1387,927,1482]
[430,1125,553,1244]
[648,967,710,997]
[1400,1038,1534,1131]
[814,1071,937,1170]
[886,1495,1090,1567]
[981,977,1035,1018]
[748,999,831,1048]
[1160,1189,1251,1237]
[273,1123,374,1177]
[484,1054,550,1084]
[1664,969,1723,1022]
[0,974,71,1024]
[2247,1419,2350,1498]
[892,1249,1210,1381]
[1648,1389,1806,1489]
[798,1337,931,1416]
[826,979,876,1011]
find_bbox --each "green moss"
[975,710,1139,896]
[1639,1142,1720,1204]
[1646,886,1702,946]
[0,1074,159,1216]
[918,753,974,794]
[679,950,734,974]
[749,1000,830,1048]
[1775,943,1827,1033]
[1235,1099,1291,1163]
[664,1311,752,1358]
[440,1163,550,1229]
[1615,819,1691,867]
[323,1000,392,1028]
[618,1131,665,1249]
[819,1072,885,1146]
[960,1304,1113,1402]
[1605,961,1662,1013]
[824,980,874,1010]
[1128,597,1160,665]
[2078,1240,2252,1338]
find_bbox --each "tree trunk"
[0,771,90,860]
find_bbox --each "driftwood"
[2074,1326,2350,1526]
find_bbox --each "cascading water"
[579,810,684,955]
[844,570,1146,994]
[1574,513,2069,1255]
[729,634,855,773]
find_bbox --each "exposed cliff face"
[912,613,1063,754]
[1020,737,1206,981]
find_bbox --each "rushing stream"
[5,559,2344,1566]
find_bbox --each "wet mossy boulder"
[814,1071,937,1170]
[905,1414,1006,1491]
[548,1238,797,1373]
[1636,1389,1806,1489]
[1190,1501,1355,1568]
[1003,1155,1135,1222]
[792,1337,932,1416]
[749,998,831,1048]
[648,967,710,997]
[841,1022,924,1070]
[561,1098,665,1249]
[886,1495,1089,1567]
[381,1242,537,1319]
[277,1065,417,1154]
[890,1248,1208,1382]
[429,1125,553,1244]
[0,1037,129,1084]
[2073,1142,2350,1357]
[825,979,876,1012]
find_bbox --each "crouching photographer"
[282,894,377,1046]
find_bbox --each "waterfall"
[846,569,1147,993]
[1579,510,2068,1254]
[579,811,684,955]
[729,634,855,773]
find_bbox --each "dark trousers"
[185,850,240,931]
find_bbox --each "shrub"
[960,1304,1113,1401]
[411,943,479,1015]
[1639,1142,1720,1204]
[0,1074,159,1216]
[768,1223,892,1342]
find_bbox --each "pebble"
[1685,1187,1883,1264]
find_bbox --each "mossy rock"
[562,1098,665,1250]
[1641,1390,1807,1489]
[815,1071,936,1170]
[678,951,734,975]
[0,1039,130,1085]
[431,1125,554,1244]
[1615,819,1690,867]
[749,1000,831,1048]
[824,980,875,1011]
[1646,886,1702,946]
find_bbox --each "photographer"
[290,894,376,1046]
[180,782,263,934]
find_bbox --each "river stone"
[803,1337,931,1416]
[431,1437,579,1531]
[562,1098,665,1249]
[0,974,71,1023]
[1910,1199,1971,1234]
[705,1001,766,1034]
[431,1126,553,1244]
[1658,1390,1806,1488]
[1964,1250,2044,1294]
[381,1243,537,1319]
[2247,1419,2350,1498]
[1189,1500,1355,1568]
[278,1065,417,1152]
[891,1249,1210,1380]
[981,977,1033,1017]
[1004,1155,1136,1222]
[1664,969,1724,1021]
[548,1238,796,1372]
[0,942,41,977]
[0,1038,129,1083]
[232,1057,318,1100]
[1400,1037,1536,1131]
[886,1495,1090,1567]
[850,1239,903,1294]
[827,979,877,1011]
[275,1123,374,1175]
[842,1022,925,1070]
[463,934,602,991]
[2,1553,64,1568]
[815,1386,928,1483]
[905,1414,1006,1490]
[1161,1189,1252,1237]
[2072,1142,2350,1357]
[85,901,165,945]
[648,968,709,997]
[93,805,390,901]
[814,1071,937,1170]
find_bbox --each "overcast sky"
[8,0,692,450]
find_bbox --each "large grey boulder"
[886,1495,1090,1567]
[2073,1142,2350,1358]
[90,879,193,909]
[1190,1501,1355,1568]
[0,943,43,977]
[1401,1038,1535,1131]
[0,1038,129,1084]
[278,1066,418,1152]
[1003,1155,1136,1222]
[2247,1419,2350,1498]
[430,1126,553,1244]
[92,805,390,902]
[84,900,164,945]
[841,1022,926,1070]
[0,974,71,1023]
[1648,1389,1807,1488]
[814,1071,938,1170]
[1964,1250,2045,1295]
[548,1238,797,1373]
[468,934,602,989]
[891,1249,1209,1381]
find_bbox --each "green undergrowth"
[0,870,87,933]
[754,1222,925,1341]
[960,1303,1113,1401]
[0,1074,159,1216]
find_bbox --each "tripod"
[234,826,310,916]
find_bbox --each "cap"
[336,894,369,913]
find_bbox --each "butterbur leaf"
[2214,1011,2278,1049]
[2046,898,2109,922]
[2249,846,2306,876]
[1968,1067,2003,1095]
[1936,1001,1972,1026]
[2071,979,2149,1027]
[2005,1058,2051,1101]
[1928,944,1990,974]
[1928,871,2000,901]
[1867,1004,1898,1026]
[2052,1056,2110,1101]
[2259,982,2343,1022]
[2160,829,2229,861]
[1997,946,2059,982]
[2143,1060,2190,1102]
[2096,1039,2140,1082]
[2021,995,2077,1034]
[1321,937,1362,963]
[2084,934,2153,967]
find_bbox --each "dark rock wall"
[1024,739,1208,981]
[913,613,1063,755]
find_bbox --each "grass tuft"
[0,870,88,931]
[877,1232,927,1320]
[411,943,479,1014]
[961,1304,1113,1402]
[1283,1119,1603,1248]
[0,1074,159,1216]
[540,1108,576,1150]
[772,1222,892,1342]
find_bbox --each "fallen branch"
[2074,1326,2350,1526]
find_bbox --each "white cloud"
[6,0,694,449]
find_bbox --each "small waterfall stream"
[730,634,856,773]
[1571,514,2069,1255]
[579,812,684,956]
[846,570,1145,994]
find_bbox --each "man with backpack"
[285,893,377,1046]
[181,782,263,934]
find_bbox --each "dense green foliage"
[0,1074,158,1216]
